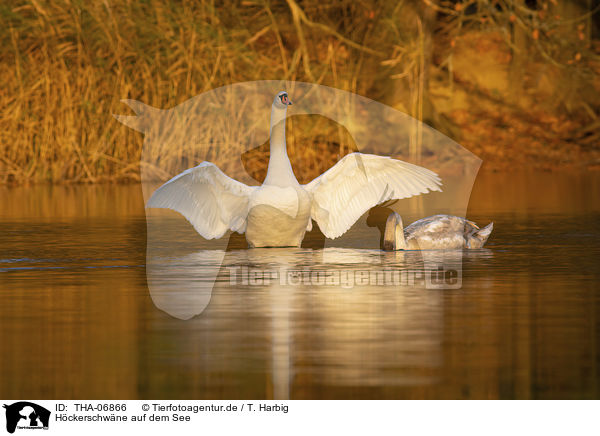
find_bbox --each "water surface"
[1,171,599,399]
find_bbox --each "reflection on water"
[0,172,599,399]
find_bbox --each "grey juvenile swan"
[146,91,443,247]
[383,213,493,250]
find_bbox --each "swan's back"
[405,214,476,235]
[404,215,479,250]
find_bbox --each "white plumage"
[146,91,442,247]
[146,161,255,239]
[305,153,441,238]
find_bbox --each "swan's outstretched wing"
[304,153,442,239]
[146,162,255,239]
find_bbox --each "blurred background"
[1,0,599,185]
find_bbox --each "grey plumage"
[384,213,493,250]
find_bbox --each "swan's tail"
[468,222,493,248]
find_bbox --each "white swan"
[383,212,493,250]
[146,91,443,247]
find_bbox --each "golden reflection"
[1,173,599,399]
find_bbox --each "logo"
[3,402,50,434]
[115,81,481,319]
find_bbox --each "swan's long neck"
[384,212,407,251]
[263,105,298,187]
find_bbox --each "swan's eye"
[280,94,288,104]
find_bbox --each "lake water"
[1,171,599,399]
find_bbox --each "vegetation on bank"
[1,0,599,184]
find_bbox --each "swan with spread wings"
[146,91,442,248]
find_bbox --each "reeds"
[1,0,597,184]
[1,0,445,184]
[1,0,261,183]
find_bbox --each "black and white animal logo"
[3,402,50,434]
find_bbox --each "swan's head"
[273,91,293,109]
[383,212,407,251]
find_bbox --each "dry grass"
[0,0,598,184]
[0,0,400,184]
[0,0,264,183]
